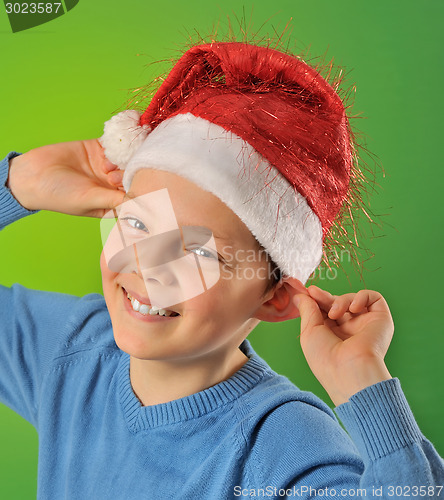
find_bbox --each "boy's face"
[100,168,275,364]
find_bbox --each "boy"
[1,41,443,498]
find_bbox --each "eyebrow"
[182,225,234,246]
[122,191,138,202]
[122,192,234,244]
[122,191,154,214]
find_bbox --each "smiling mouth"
[122,287,180,317]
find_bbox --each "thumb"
[294,293,325,331]
[294,294,340,354]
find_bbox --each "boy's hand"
[294,286,394,406]
[7,140,125,218]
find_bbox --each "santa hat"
[99,42,352,284]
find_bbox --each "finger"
[328,293,359,319]
[107,169,124,186]
[92,139,118,173]
[307,285,336,312]
[308,286,355,320]
[349,290,368,313]
[306,287,352,326]
[295,294,341,353]
[349,290,389,314]
[295,293,325,330]
[103,159,120,173]
[309,302,353,339]
[85,186,126,217]
[83,139,119,175]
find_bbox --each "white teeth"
[125,290,176,317]
[139,304,150,315]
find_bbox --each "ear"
[253,276,309,323]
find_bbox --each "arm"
[294,287,394,407]
[0,145,124,424]
[0,152,40,229]
[334,378,444,497]
[247,391,443,499]
[5,141,125,217]
[289,287,444,496]
[0,152,79,424]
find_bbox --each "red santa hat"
[99,42,352,284]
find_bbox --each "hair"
[263,260,282,297]
[258,243,283,298]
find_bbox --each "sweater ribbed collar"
[117,340,268,432]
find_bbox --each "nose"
[132,230,183,288]
[134,262,175,288]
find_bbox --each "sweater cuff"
[334,378,424,462]
[0,152,40,229]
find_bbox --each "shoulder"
[232,349,362,484]
[0,284,118,422]
[54,289,117,358]
[3,283,116,358]
[239,388,363,488]
[239,371,349,446]
[237,341,338,425]
[247,397,355,454]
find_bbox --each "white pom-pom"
[99,110,151,169]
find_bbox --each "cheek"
[235,271,268,311]
[202,275,261,315]
[100,251,117,295]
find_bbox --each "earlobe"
[253,277,308,323]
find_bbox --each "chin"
[110,321,171,361]
[113,330,144,357]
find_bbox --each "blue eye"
[120,216,149,233]
[188,247,219,260]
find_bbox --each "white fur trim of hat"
[101,111,323,284]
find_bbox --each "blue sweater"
[1,152,443,499]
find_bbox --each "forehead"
[129,168,224,207]
[127,168,258,249]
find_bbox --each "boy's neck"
[129,347,249,407]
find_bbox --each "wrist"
[7,153,34,210]
[328,356,392,407]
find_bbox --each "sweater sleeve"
[246,380,443,499]
[0,151,84,426]
[333,378,444,497]
[0,151,40,227]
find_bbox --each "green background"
[1,0,443,496]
